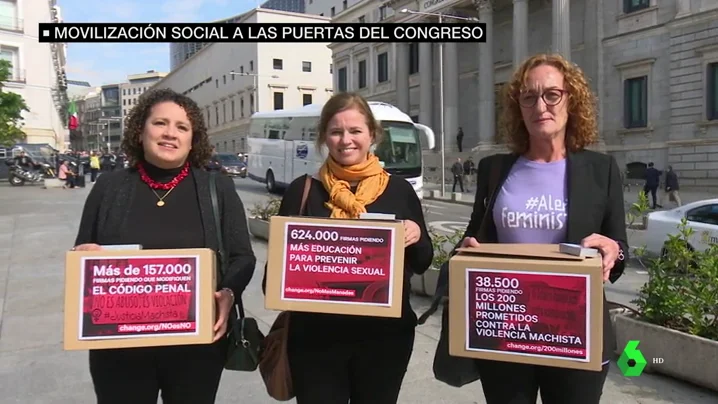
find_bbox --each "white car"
[644,198,718,257]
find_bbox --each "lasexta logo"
[617,340,647,376]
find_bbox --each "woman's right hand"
[460,237,480,248]
[72,243,103,251]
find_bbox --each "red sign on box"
[281,222,396,306]
[79,255,200,340]
[466,268,590,362]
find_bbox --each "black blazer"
[464,150,629,362]
[74,166,257,297]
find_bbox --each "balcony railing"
[0,16,23,32]
[5,68,25,83]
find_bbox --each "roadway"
[236,178,650,310]
[0,178,716,403]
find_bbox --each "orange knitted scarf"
[318,154,389,219]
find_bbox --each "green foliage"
[632,218,718,341]
[249,197,281,220]
[429,228,463,269]
[0,59,29,146]
[626,191,651,265]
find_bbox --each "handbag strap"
[299,174,312,216]
[209,171,246,319]
[417,155,505,325]
[477,155,504,241]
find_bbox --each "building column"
[476,0,495,147]
[444,41,459,152]
[348,52,355,91]
[395,43,410,113]
[676,0,690,17]
[552,0,571,60]
[419,41,433,136]
[513,0,529,68]
[369,46,376,93]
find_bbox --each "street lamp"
[229,71,280,114]
[400,8,478,197]
[98,117,122,151]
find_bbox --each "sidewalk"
[424,182,717,208]
[0,183,716,403]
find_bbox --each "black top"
[74,163,256,297]
[125,163,204,250]
[264,174,433,343]
[464,150,629,362]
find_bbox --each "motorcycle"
[5,160,56,186]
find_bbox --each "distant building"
[155,8,333,154]
[119,70,168,130]
[0,0,69,150]
[74,71,167,151]
[169,0,306,71]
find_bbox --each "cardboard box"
[265,216,405,318]
[64,248,217,350]
[448,244,604,371]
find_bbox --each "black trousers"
[289,330,415,404]
[476,360,609,404]
[89,340,227,404]
[643,185,658,208]
[452,175,464,192]
[90,168,98,182]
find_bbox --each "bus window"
[375,121,421,173]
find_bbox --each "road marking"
[422,202,450,210]
[635,270,648,275]
[459,216,471,220]
[428,221,468,234]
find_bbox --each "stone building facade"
[330,0,718,188]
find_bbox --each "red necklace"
[138,162,190,190]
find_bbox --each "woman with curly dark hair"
[72,88,256,403]
[459,53,628,403]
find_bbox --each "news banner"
[38,22,487,43]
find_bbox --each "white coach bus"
[247,102,435,199]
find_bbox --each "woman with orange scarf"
[262,92,433,404]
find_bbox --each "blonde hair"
[499,53,599,154]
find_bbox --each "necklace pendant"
[157,200,165,207]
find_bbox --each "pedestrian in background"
[643,162,662,209]
[89,151,100,182]
[261,92,432,404]
[460,53,628,404]
[451,157,464,193]
[463,156,475,192]
[661,165,682,207]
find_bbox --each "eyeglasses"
[517,89,568,108]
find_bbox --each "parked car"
[216,153,247,178]
[644,198,718,257]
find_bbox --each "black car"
[216,153,247,178]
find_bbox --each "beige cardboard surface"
[449,244,604,371]
[64,248,217,350]
[265,216,405,318]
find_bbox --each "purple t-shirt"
[493,157,568,243]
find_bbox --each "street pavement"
[0,178,716,403]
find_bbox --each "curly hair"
[120,88,213,168]
[499,53,598,154]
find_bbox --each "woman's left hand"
[404,220,422,247]
[581,233,620,282]
[212,289,234,342]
